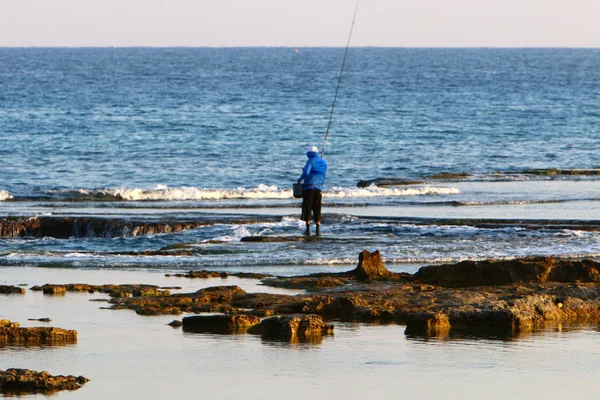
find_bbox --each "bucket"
[292,183,303,198]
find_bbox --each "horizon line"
[1,45,600,49]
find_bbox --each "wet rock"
[166,270,227,279]
[167,320,183,328]
[0,285,25,295]
[0,216,208,239]
[0,215,282,239]
[357,178,423,187]
[414,257,600,287]
[404,312,450,336]
[165,270,273,279]
[27,318,51,322]
[315,277,347,288]
[30,283,173,297]
[109,285,248,316]
[0,320,20,328]
[522,168,600,176]
[0,368,89,394]
[352,250,392,281]
[248,314,334,339]
[182,314,260,333]
[132,288,171,297]
[0,323,77,344]
[43,285,66,295]
[98,253,600,337]
[423,173,471,180]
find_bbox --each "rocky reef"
[0,215,279,239]
[0,369,88,395]
[165,270,273,280]
[96,251,600,337]
[30,283,175,297]
[0,320,77,345]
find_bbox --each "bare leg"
[305,221,311,236]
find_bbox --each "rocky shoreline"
[3,250,600,394]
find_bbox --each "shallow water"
[1,267,599,400]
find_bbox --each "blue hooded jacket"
[298,151,327,191]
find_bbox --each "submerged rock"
[0,285,25,295]
[0,368,89,394]
[27,318,51,322]
[182,314,260,333]
[30,283,173,297]
[166,270,227,279]
[165,270,273,280]
[357,178,424,187]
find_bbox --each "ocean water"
[2,47,600,399]
[2,48,600,268]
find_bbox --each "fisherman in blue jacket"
[297,146,328,236]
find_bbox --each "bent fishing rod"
[321,0,360,158]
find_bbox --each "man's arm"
[298,160,312,182]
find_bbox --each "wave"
[38,184,460,202]
[326,185,460,198]
[0,190,13,201]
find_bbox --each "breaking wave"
[43,184,460,201]
[0,190,13,201]
[325,186,460,198]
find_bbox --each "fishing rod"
[321,0,360,158]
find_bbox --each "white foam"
[80,184,460,201]
[99,184,293,201]
[0,190,13,201]
[325,185,460,198]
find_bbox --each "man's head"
[307,146,319,153]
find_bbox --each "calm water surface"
[1,267,599,400]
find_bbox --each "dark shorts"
[301,189,322,222]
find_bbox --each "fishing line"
[321,0,360,158]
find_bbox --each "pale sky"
[1,0,599,47]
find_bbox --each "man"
[297,146,328,236]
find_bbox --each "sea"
[1,48,600,399]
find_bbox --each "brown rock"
[0,320,20,328]
[414,257,600,287]
[109,285,248,315]
[182,314,260,333]
[43,285,66,295]
[315,277,347,287]
[0,326,77,344]
[0,285,25,295]
[0,368,88,394]
[405,312,450,337]
[248,314,334,338]
[352,250,392,281]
